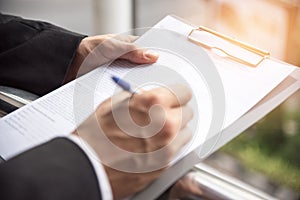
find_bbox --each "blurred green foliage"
[222,104,300,192]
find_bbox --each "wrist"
[63,38,87,83]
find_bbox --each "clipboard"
[161,14,271,68]
[131,15,300,200]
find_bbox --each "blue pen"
[111,76,135,93]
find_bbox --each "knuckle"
[125,43,136,53]
[127,50,143,61]
[164,145,176,160]
[183,127,193,143]
[142,93,163,108]
[126,35,139,43]
[185,87,192,100]
[179,84,192,95]
[148,93,163,105]
[186,105,194,120]
[162,118,177,137]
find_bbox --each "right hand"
[73,84,193,199]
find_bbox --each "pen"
[111,75,135,93]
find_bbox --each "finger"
[113,34,139,43]
[166,85,193,107]
[155,126,192,160]
[154,105,194,140]
[171,126,193,151]
[96,91,131,116]
[169,172,205,199]
[152,123,192,151]
[112,35,159,63]
[132,84,192,111]
[121,49,159,64]
[167,105,194,131]
[92,38,136,61]
[104,165,165,199]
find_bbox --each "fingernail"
[144,50,159,59]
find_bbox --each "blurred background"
[1,0,300,199]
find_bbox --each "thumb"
[121,49,159,64]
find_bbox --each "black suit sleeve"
[0,138,102,200]
[0,13,86,96]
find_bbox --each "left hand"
[158,172,216,200]
[65,34,159,82]
[167,172,205,200]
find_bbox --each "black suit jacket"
[0,14,102,200]
[0,138,102,200]
[0,13,84,96]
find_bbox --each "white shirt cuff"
[67,135,113,200]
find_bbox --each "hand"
[65,34,159,82]
[73,85,193,199]
[168,172,204,200]
[165,172,218,200]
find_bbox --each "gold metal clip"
[188,26,270,67]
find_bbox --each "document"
[0,15,299,198]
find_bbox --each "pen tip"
[112,76,120,83]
